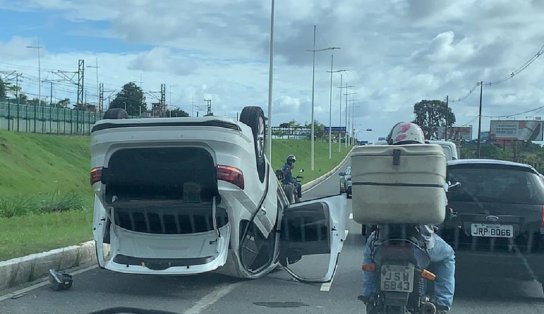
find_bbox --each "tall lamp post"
[266,0,275,162]
[308,24,340,170]
[326,66,347,158]
[27,43,42,133]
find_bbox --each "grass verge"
[0,210,93,261]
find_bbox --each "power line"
[482,104,544,119]
[450,41,544,102]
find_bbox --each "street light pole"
[310,25,316,171]
[27,43,42,133]
[326,67,347,158]
[266,0,275,162]
[477,81,483,158]
[308,25,340,171]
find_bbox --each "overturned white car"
[90,106,346,281]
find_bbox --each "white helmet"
[386,122,425,145]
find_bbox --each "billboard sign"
[436,126,473,141]
[490,120,544,141]
[324,126,347,133]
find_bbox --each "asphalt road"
[2,164,544,314]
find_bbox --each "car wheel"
[103,108,129,119]
[240,106,266,182]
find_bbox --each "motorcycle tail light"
[90,167,103,185]
[217,165,245,190]
[362,263,376,272]
[421,269,436,281]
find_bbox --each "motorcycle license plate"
[470,223,513,238]
[380,265,414,293]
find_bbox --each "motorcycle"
[275,169,303,204]
[362,226,438,314]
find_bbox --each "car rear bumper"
[97,224,231,275]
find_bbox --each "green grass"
[0,130,91,198]
[0,210,93,261]
[0,131,350,260]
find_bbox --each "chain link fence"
[0,101,103,135]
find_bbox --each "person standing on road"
[359,122,456,313]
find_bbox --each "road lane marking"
[349,213,353,220]
[0,265,97,302]
[183,282,242,314]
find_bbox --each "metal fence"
[0,101,103,135]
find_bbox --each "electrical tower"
[99,83,104,112]
[160,83,166,117]
[204,99,213,116]
[77,59,85,108]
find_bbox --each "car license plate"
[470,223,513,238]
[380,265,414,293]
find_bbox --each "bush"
[0,197,35,218]
[39,190,84,213]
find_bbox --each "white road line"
[320,280,333,292]
[183,282,242,314]
[0,265,98,302]
[349,213,353,220]
[345,230,349,239]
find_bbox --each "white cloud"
[2,0,544,139]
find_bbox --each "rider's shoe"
[436,304,449,313]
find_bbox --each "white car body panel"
[91,114,346,281]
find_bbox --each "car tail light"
[217,165,244,190]
[90,167,102,185]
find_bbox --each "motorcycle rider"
[281,154,301,203]
[359,122,456,313]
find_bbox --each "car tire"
[103,108,129,119]
[240,106,266,182]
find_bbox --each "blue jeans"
[361,231,455,309]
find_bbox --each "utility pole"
[266,0,275,162]
[204,99,212,116]
[445,96,449,140]
[86,56,99,108]
[98,83,104,112]
[160,83,166,117]
[477,81,483,158]
[15,73,21,132]
[77,59,85,109]
[26,44,42,133]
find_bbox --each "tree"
[0,78,6,100]
[167,108,189,117]
[56,98,70,108]
[109,82,147,115]
[412,99,456,140]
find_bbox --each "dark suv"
[442,159,544,290]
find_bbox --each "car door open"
[279,195,347,283]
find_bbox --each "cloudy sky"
[0,0,543,140]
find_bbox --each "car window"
[440,145,454,161]
[447,166,544,204]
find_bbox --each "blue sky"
[1,0,544,141]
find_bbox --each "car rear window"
[447,166,544,205]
